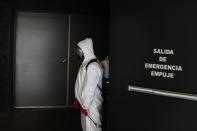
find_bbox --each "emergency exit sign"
[144,49,183,79]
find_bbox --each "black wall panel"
[68,14,109,105]
[108,0,197,130]
[0,8,12,111]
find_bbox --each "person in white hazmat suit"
[74,38,103,131]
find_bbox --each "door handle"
[128,85,197,102]
[61,58,67,63]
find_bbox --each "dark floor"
[0,108,81,131]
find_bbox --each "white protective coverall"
[74,38,103,131]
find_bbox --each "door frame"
[11,9,71,109]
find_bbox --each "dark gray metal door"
[15,12,69,108]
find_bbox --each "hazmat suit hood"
[77,38,96,63]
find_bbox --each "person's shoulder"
[88,62,101,68]
[87,62,103,72]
